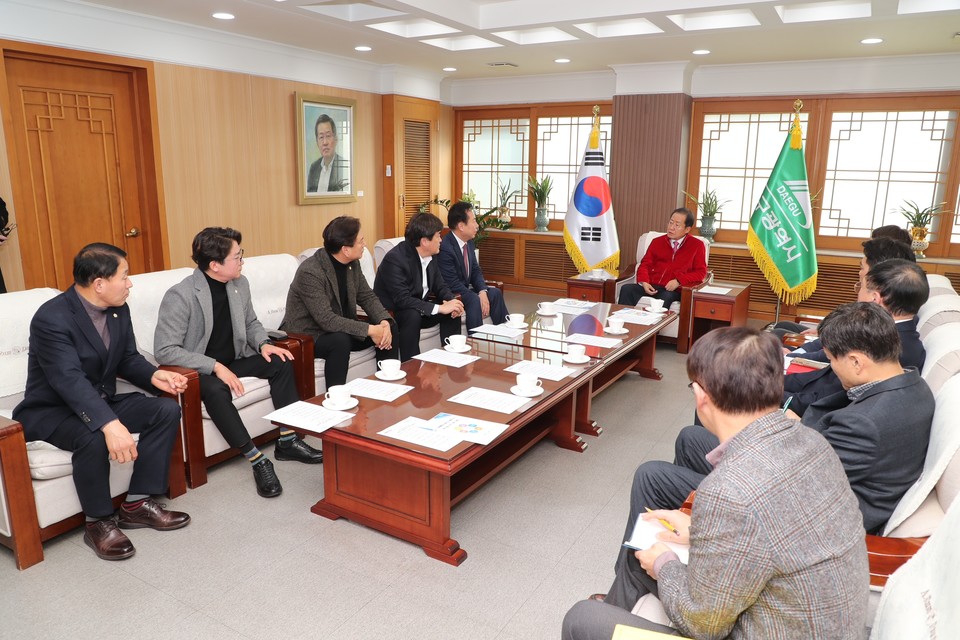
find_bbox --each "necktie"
[671,240,679,257]
[463,243,470,278]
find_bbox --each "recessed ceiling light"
[692,49,711,55]
[861,37,883,44]
[212,12,235,20]
[443,67,457,72]
[555,58,571,63]
[355,45,372,52]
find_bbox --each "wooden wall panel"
[153,64,382,268]
[611,94,692,272]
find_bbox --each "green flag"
[747,114,817,305]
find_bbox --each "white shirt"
[316,160,333,193]
[420,255,439,315]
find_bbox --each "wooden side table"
[566,273,616,303]
[684,281,751,352]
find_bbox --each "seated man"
[784,258,928,414]
[635,302,933,542]
[14,243,191,561]
[564,327,868,638]
[281,216,398,388]
[373,212,464,361]
[617,208,707,308]
[437,201,508,331]
[155,227,322,499]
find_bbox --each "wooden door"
[382,95,439,239]
[3,51,161,288]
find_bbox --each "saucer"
[604,327,629,335]
[505,322,528,329]
[444,344,471,353]
[562,353,591,364]
[643,307,667,314]
[536,310,557,317]
[510,385,544,398]
[322,397,358,411]
[375,370,406,381]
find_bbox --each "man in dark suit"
[306,114,347,193]
[14,243,191,561]
[373,212,464,360]
[437,201,508,331]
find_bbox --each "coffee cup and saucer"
[510,373,544,398]
[322,385,359,411]
[505,313,528,329]
[562,344,590,364]
[536,302,557,317]
[444,335,471,353]
[605,318,629,335]
[375,359,405,381]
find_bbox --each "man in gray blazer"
[281,216,398,387]
[154,228,322,498]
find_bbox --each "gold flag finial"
[589,105,601,149]
[790,99,804,150]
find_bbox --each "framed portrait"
[296,93,357,205]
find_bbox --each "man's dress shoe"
[253,458,283,497]
[84,519,135,561]
[274,436,324,464]
[117,499,191,531]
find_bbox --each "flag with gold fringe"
[746,108,817,305]
[564,107,619,275]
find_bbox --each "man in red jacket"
[618,208,707,307]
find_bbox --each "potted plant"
[495,180,519,221]
[898,200,946,258]
[683,188,729,244]
[528,175,554,232]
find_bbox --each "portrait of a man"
[297,94,355,204]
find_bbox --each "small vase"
[534,207,549,232]
[699,217,717,244]
[910,226,929,259]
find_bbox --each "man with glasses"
[307,114,346,193]
[617,208,707,307]
[155,227,323,498]
[282,216,398,388]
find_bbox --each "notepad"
[623,516,689,564]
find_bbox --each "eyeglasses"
[228,248,244,263]
[853,280,863,293]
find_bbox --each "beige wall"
[153,64,384,269]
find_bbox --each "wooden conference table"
[277,302,675,565]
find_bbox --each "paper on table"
[698,285,731,295]
[344,377,413,402]
[469,324,526,338]
[623,516,689,564]
[504,359,576,381]
[447,387,532,414]
[262,400,353,433]
[413,348,480,368]
[566,333,624,348]
[552,298,597,314]
[378,416,462,451]
[427,412,510,446]
[611,309,663,325]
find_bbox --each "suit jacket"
[154,269,269,375]
[437,232,486,296]
[657,411,868,639]
[281,248,391,340]
[373,240,454,316]
[801,368,935,534]
[13,287,159,439]
[635,233,707,287]
[306,154,346,193]
[784,317,926,414]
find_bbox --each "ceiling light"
[355,45,372,52]
[212,12,235,20]
[443,67,457,72]
[555,58,571,63]
[692,49,711,55]
[860,37,883,44]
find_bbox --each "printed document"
[698,285,732,295]
[427,412,510,446]
[344,378,413,402]
[470,324,526,338]
[378,416,462,452]
[447,387,532,414]
[566,333,624,349]
[504,359,575,381]
[413,348,480,368]
[263,401,353,433]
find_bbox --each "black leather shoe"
[118,499,191,531]
[253,458,282,497]
[274,436,323,464]
[84,519,135,561]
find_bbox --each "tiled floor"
[2,292,696,639]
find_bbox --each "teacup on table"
[537,301,556,315]
[507,313,525,326]
[378,359,402,375]
[324,385,352,407]
[648,298,665,311]
[516,373,543,394]
[591,268,606,278]
[567,344,586,360]
[445,334,467,349]
[607,318,625,332]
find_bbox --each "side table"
[684,281,751,352]
[566,273,616,303]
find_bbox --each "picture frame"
[296,93,357,205]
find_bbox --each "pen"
[781,396,793,414]
[645,507,680,536]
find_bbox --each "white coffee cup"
[567,344,586,360]
[537,301,555,315]
[516,373,543,392]
[507,313,525,326]
[607,318,624,332]
[324,385,351,406]
[378,359,401,375]
[648,298,665,311]
[445,334,467,349]
[592,268,605,278]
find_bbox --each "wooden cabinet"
[687,281,751,349]
[566,273,616,302]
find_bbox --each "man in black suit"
[437,201,508,331]
[13,243,191,561]
[373,212,464,360]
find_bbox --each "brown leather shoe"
[84,519,136,561]
[117,499,191,531]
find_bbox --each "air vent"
[486,62,518,67]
